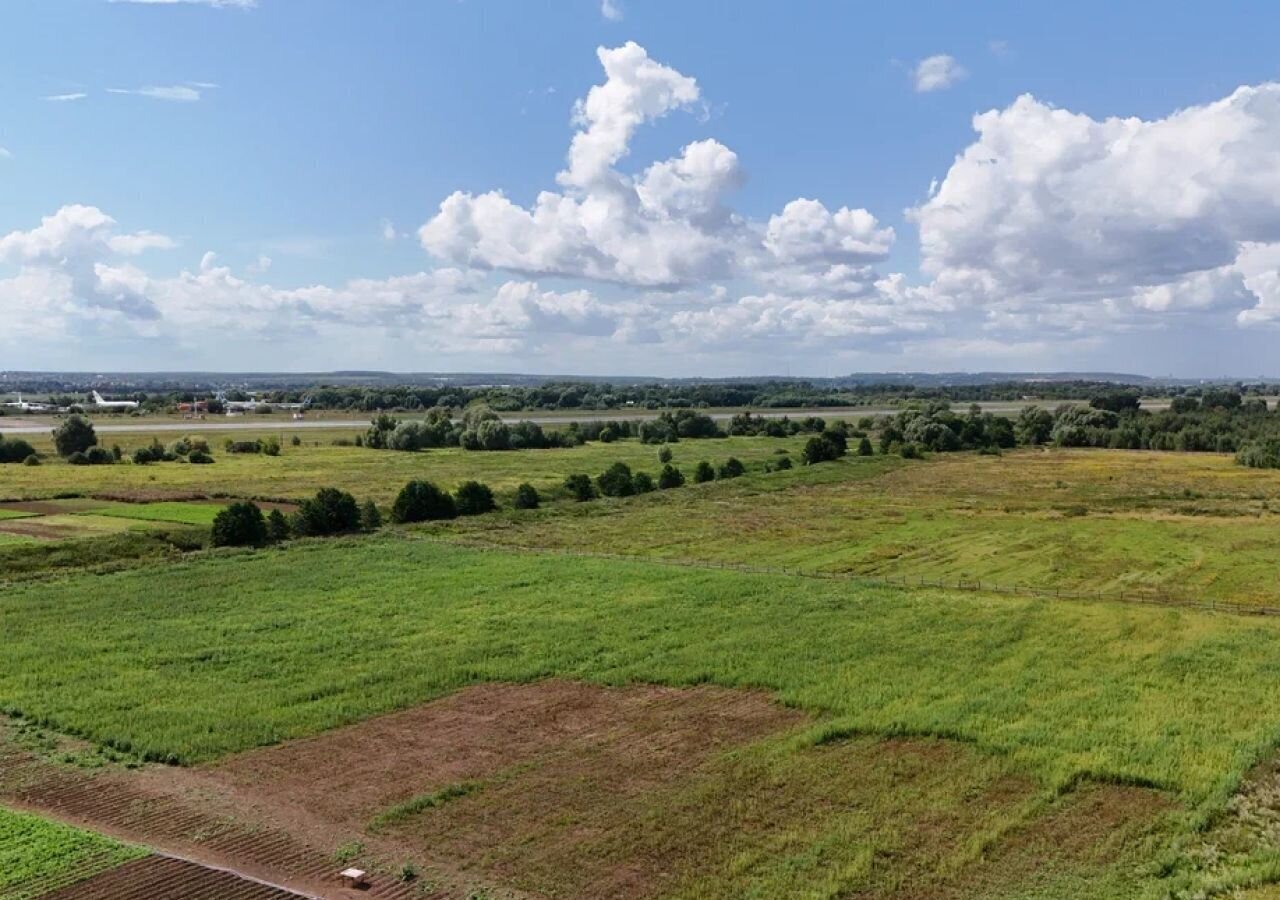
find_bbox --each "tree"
[597,461,636,497]
[564,473,597,501]
[774,455,793,470]
[211,501,267,547]
[513,483,541,509]
[857,436,874,456]
[360,499,382,530]
[1014,406,1054,446]
[266,508,291,542]
[657,464,685,489]
[717,457,745,479]
[657,446,673,464]
[802,435,843,465]
[632,471,656,493]
[455,480,497,516]
[295,487,361,535]
[693,460,715,483]
[391,480,456,523]
[53,415,97,458]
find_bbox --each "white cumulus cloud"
[913,55,967,93]
[912,83,1280,331]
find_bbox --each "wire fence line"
[417,534,1280,619]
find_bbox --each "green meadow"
[4,430,808,504]
[438,448,1280,607]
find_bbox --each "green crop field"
[3,432,808,505]
[9,444,1280,896]
[6,532,1280,894]
[0,806,142,900]
[438,448,1280,608]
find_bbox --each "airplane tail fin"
[92,391,105,404]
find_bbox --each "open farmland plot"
[1,432,810,504]
[4,536,1280,895]
[0,806,142,900]
[437,448,1280,608]
[0,500,224,543]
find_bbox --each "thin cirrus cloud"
[913,54,967,92]
[601,0,624,21]
[105,83,214,102]
[43,92,89,102]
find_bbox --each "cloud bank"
[5,41,1280,371]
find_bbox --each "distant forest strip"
[5,377,1280,416]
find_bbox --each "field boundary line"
[416,534,1280,619]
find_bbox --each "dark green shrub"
[211,501,267,548]
[717,457,745,479]
[359,499,382,530]
[85,447,115,465]
[265,508,291,542]
[188,450,214,464]
[597,462,635,497]
[774,455,793,470]
[391,480,456,523]
[564,473,597,502]
[657,446,673,464]
[0,436,35,464]
[857,437,874,456]
[657,464,685,489]
[22,454,40,466]
[632,472,656,493]
[513,483,540,509]
[455,481,497,516]
[295,487,361,534]
[693,461,715,483]
[66,451,89,466]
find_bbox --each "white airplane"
[2,393,55,413]
[90,391,140,411]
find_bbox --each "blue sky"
[4,1,1280,376]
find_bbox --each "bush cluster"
[0,435,36,465]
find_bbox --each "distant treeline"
[878,389,1280,468]
[6,378,1280,418]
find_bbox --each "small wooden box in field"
[339,867,368,888]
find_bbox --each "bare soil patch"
[0,683,1176,900]
[43,855,308,900]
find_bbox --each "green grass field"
[9,445,1280,895]
[3,432,808,505]
[0,806,142,900]
[437,448,1280,607]
[7,534,1280,895]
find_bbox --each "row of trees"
[365,407,740,453]
[872,392,1280,467]
[211,487,382,547]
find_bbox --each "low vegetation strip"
[367,781,482,832]
[435,449,1280,608]
[2,535,1279,816]
[0,806,143,900]
[423,533,1280,618]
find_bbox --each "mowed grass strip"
[2,535,1280,816]
[83,501,224,527]
[0,806,143,900]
